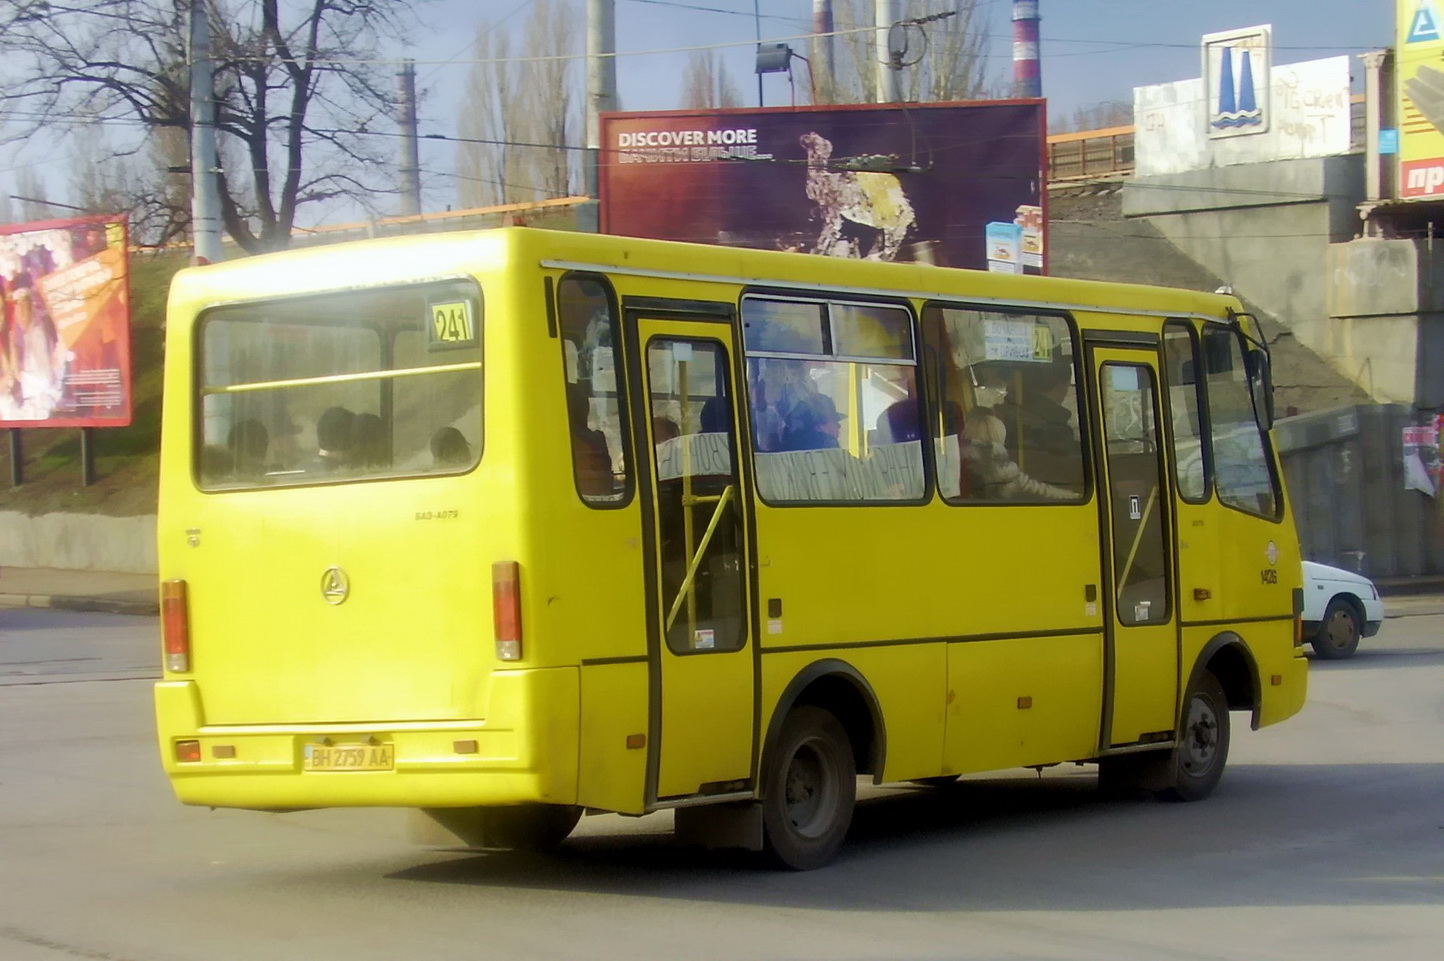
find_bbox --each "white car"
[1301,561,1385,660]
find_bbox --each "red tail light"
[162,579,191,673]
[492,561,522,661]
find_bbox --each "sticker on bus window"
[694,629,715,650]
[983,318,1054,363]
[428,300,477,349]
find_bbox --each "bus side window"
[558,276,628,504]
[1202,325,1280,519]
[1164,320,1208,502]
[923,305,1085,503]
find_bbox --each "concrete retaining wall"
[0,512,157,573]
[1275,404,1444,578]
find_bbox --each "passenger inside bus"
[960,408,1073,501]
[781,392,844,451]
[429,426,471,468]
[352,412,387,469]
[567,382,614,496]
[996,358,1084,493]
[228,418,270,480]
[314,406,356,472]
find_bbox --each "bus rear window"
[195,280,482,490]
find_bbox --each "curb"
[0,594,159,617]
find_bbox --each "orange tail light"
[161,579,191,673]
[492,561,522,661]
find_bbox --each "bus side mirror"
[1245,347,1275,429]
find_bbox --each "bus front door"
[627,317,755,802]
[1089,347,1181,748]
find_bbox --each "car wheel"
[761,706,855,870]
[1311,598,1361,660]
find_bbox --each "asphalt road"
[0,608,1440,961]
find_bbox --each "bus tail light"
[162,579,191,673]
[493,561,522,661]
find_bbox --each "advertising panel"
[1398,0,1444,197]
[599,101,1046,273]
[0,215,133,428]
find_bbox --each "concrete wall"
[1276,404,1444,578]
[0,512,156,573]
[1326,237,1444,408]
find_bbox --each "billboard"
[599,101,1047,274]
[1399,0,1444,197]
[0,215,133,428]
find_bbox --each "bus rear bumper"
[153,668,580,810]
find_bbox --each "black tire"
[1156,670,1230,802]
[1311,598,1361,660]
[761,705,856,870]
[422,804,582,851]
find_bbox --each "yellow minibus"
[155,227,1307,869]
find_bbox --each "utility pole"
[585,0,617,220]
[397,61,422,218]
[874,0,900,103]
[188,0,224,264]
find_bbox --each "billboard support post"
[7,430,21,487]
[80,428,95,487]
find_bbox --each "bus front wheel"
[1157,670,1231,802]
[761,705,856,870]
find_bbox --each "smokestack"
[1012,0,1041,99]
[812,0,834,103]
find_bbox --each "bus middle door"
[1087,343,1180,749]
[626,314,755,803]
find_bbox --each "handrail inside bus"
[1117,485,1159,594]
[203,361,483,395]
[664,484,736,634]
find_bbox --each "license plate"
[304,743,394,771]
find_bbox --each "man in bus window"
[1000,358,1083,492]
[782,393,844,451]
[567,382,613,496]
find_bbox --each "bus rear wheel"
[1157,670,1230,802]
[761,706,855,870]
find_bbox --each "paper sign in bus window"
[429,300,477,349]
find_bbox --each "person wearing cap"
[782,392,844,452]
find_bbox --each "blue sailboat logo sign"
[1204,24,1271,139]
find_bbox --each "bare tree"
[1051,100,1133,134]
[1,0,429,252]
[680,50,743,110]
[818,1,990,105]
[456,0,578,209]
[13,168,52,221]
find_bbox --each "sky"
[395,0,1392,218]
[0,0,1398,227]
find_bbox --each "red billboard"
[599,101,1046,273]
[0,215,133,428]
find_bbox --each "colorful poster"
[0,216,132,428]
[599,101,1047,273]
[1402,423,1440,495]
[1397,0,1444,197]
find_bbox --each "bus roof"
[168,226,1243,324]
